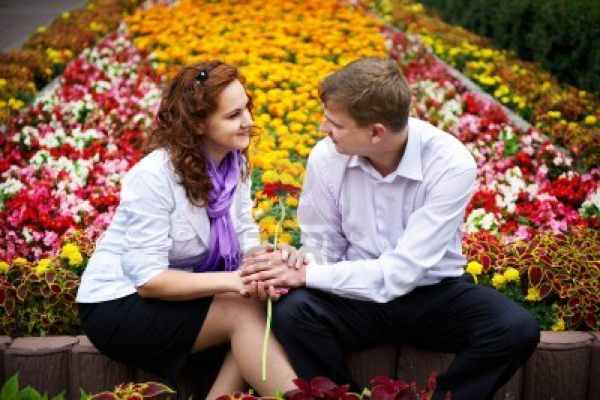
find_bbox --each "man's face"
[320,102,372,156]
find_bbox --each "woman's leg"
[193,293,297,398]
[205,350,246,399]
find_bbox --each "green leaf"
[19,387,42,400]
[79,388,90,400]
[49,390,65,400]
[0,374,20,400]
[139,382,175,397]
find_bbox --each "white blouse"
[76,149,261,303]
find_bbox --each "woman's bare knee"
[192,294,265,352]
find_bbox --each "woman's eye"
[228,111,241,119]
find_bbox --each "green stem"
[261,296,272,381]
[261,195,286,381]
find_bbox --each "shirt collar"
[348,120,423,182]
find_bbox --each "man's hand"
[244,244,310,269]
[279,244,311,269]
[240,252,307,289]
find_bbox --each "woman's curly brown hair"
[145,61,252,207]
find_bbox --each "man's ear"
[370,123,387,144]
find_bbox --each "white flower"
[22,227,34,243]
[0,178,24,210]
[30,150,51,168]
[579,187,600,218]
[464,208,500,234]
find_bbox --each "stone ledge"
[7,336,79,355]
[588,332,600,400]
[0,332,598,400]
[537,331,594,350]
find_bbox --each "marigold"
[584,115,597,125]
[35,258,52,276]
[60,243,84,267]
[503,267,519,282]
[13,257,28,267]
[261,170,280,184]
[491,273,506,289]
[526,287,541,302]
[0,261,9,274]
[465,260,483,275]
[551,318,565,332]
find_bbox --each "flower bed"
[0,0,598,335]
[0,0,143,125]
[364,0,600,171]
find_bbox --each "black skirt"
[78,293,213,387]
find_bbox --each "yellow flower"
[8,98,24,110]
[491,273,506,289]
[89,22,106,33]
[409,3,424,13]
[36,26,47,34]
[526,287,541,301]
[551,318,565,332]
[466,261,483,275]
[494,85,510,98]
[503,267,520,282]
[584,115,597,125]
[60,243,84,267]
[13,257,28,267]
[258,200,273,212]
[547,111,561,119]
[0,79,6,89]
[286,196,298,207]
[35,258,52,276]
[261,170,280,184]
[541,81,551,91]
[0,261,9,274]
[259,216,278,235]
[278,232,293,245]
[465,260,483,284]
[283,219,299,229]
[279,172,296,185]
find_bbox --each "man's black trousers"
[272,275,540,400]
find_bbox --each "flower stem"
[261,195,287,381]
[261,296,273,381]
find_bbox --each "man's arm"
[296,147,349,264]
[305,167,477,302]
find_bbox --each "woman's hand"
[234,265,288,301]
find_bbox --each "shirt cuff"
[305,263,335,291]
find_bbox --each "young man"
[240,57,539,400]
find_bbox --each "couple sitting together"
[75,57,540,400]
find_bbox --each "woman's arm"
[137,269,245,300]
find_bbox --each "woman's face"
[204,79,253,163]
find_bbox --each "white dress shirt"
[76,148,261,303]
[299,117,477,303]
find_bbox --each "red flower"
[463,92,507,124]
[370,376,411,400]
[262,183,301,199]
[542,175,596,208]
[285,376,357,400]
[466,190,500,215]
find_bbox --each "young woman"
[76,61,298,398]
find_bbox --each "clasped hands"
[238,244,308,301]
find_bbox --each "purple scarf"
[194,151,242,272]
